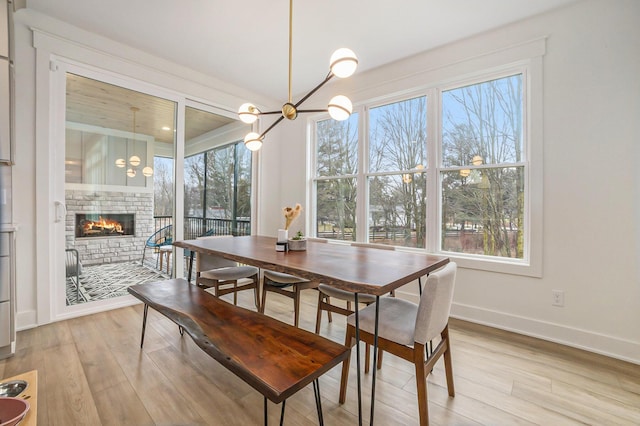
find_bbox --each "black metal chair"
[65,248,82,301]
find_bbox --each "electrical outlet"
[552,289,564,307]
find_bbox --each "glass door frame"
[49,58,186,321]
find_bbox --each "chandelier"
[238,0,358,151]
[115,106,153,177]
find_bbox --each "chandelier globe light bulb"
[238,103,260,124]
[244,132,263,151]
[328,95,353,121]
[330,48,358,78]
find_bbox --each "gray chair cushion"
[263,270,309,285]
[347,297,418,346]
[318,283,376,304]
[201,265,258,281]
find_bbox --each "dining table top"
[174,235,449,296]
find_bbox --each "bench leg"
[140,304,149,348]
[313,379,324,426]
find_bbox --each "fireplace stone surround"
[65,189,155,266]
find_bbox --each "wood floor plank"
[2,289,639,425]
[42,342,102,425]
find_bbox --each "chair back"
[196,235,237,271]
[146,224,172,247]
[413,262,457,345]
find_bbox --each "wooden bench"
[128,278,350,425]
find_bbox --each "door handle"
[54,201,67,223]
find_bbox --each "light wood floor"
[1,289,639,425]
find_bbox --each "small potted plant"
[288,230,307,251]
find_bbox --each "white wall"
[11,9,274,327]
[257,0,640,363]
[11,1,639,363]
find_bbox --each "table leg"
[370,295,381,425]
[140,304,149,348]
[354,292,363,425]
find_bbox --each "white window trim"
[309,47,544,278]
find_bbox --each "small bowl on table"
[0,397,30,426]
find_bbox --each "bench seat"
[128,278,350,404]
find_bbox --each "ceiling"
[27,0,580,103]
[66,73,235,143]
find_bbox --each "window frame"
[310,59,542,277]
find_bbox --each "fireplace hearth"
[76,213,135,238]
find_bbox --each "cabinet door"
[0,58,9,161]
[0,0,7,58]
[0,301,9,347]
[0,256,9,301]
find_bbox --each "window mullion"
[356,104,368,243]
[426,87,440,253]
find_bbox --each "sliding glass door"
[63,72,177,307]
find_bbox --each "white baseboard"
[16,310,37,331]
[395,290,640,365]
[451,302,640,365]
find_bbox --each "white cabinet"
[0,0,9,163]
[0,230,14,358]
[0,0,7,58]
[0,58,9,161]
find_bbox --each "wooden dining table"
[174,235,449,425]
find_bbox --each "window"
[368,96,427,248]
[314,113,358,241]
[441,75,524,258]
[312,69,535,272]
[183,141,252,238]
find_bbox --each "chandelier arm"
[258,110,285,116]
[293,72,334,109]
[259,114,287,139]
[296,109,328,114]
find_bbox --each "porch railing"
[153,216,251,240]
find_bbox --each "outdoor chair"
[65,248,82,300]
[141,224,172,267]
[339,262,457,426]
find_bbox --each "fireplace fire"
[76,214,135,238]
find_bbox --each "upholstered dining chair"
[339,262,457,426]
[195,235,261,310]
[259,238,327,327]
[314,242,394,372]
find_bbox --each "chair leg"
[377,347,384,370]
[259,281,268,314]
[414,342,429,426]
[326,296,333,323]
[365,343,371,374]
[254,275,261,311]
[233,281,238,306]
[315,291,323,334]
[442,325,455,397]
[293,286,301,327]
[339,325,355,404]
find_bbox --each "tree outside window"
[312,72,528,261]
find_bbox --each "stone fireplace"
[75,213,135,238]
[65,189,155,266]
